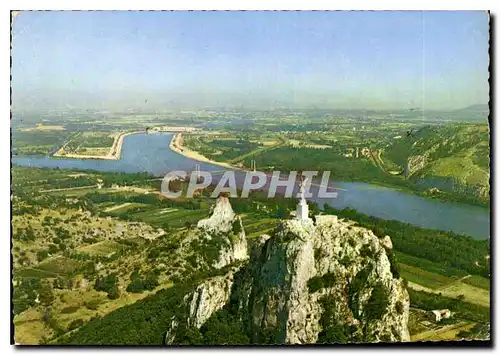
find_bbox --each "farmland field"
[399,263,454,290]
[77,241,127,256]
[462,275,490,290]
[438,281,490,308]
[107,204,210,228]
[241,213,279,239]
[12,130,73,156]
[17,257,84,278]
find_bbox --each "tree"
[48,244,59,254]
[232,220,242,235]
[54,276,71,289]
[95,273,120,299]
[39,280,55,306]
[36,250,49,262]
[68,319,85,331]
[107,285,120,300]
[309,202,320,218]
[276,206,287,219]
[364,283,389,321]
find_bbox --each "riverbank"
[52,131,141,161]
[169,135,489,209]
[169,133,245,171]
[12,132,490,238]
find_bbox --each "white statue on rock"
[296,176,310,221]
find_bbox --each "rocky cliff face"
[237,215,410,344]
[164,272,236,344]
[400,127,490,204]
[165,201,410,345]
[196,196,248,269]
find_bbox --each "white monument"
[296,177,310,221]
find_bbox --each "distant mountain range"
[454,104,489,113]
[446,104,490,122]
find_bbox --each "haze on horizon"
[11,11,489,112]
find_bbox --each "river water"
[12,132,490,239]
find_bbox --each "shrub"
[85,299,101,310]
[107,286,120,300]
[340,255,351,266]
[68,319,85,331]
[360,244,374,258]
[322,273,336,288]
[126,271,159,293]
[386,249,401,279]
[147,249,161,260]
[48,244,59,254]
[396,301,404,315]
[348,264,373,317]
[307,276,324,293]
[317,297,350,344]
[364,283,389,321]
[39,280,55,306]
[61,305,80,314]
[231,220,242,235]
[95,273,120,299]
[37,250,49,262]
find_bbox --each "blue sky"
[11,11,489,110]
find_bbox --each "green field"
[12,130,73,156]
[241,213,279,239]
[107,205,210,228]
[394,251,469,278]
[103,202,149,214]
[463,275,491,290]
[77,240,127,256]
[64,132,115,153]
[399,263,454,290]
[17,257,84,278]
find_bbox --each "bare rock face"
[164,270,236,345]
[197,196,248,269]
[164,199,409,345]
[406,154,427,177]
[197,196,235,234]
[239,216,410,344]
[380,235,393,250]
[186,274,234,328]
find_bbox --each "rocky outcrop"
[403,136,490,204]
[380,235,393,250]
[186,273,234,328]
[406,154,427,177]
[239,216,410,344]
[197,196,236,234]
[164,269,237,345]
[165,200,410,345]
[197,196,248,269]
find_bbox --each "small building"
[430,309,451,322]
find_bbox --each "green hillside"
[383,123,490,203]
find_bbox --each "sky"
[11,11,489,110]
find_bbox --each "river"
[12,132,490,239]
